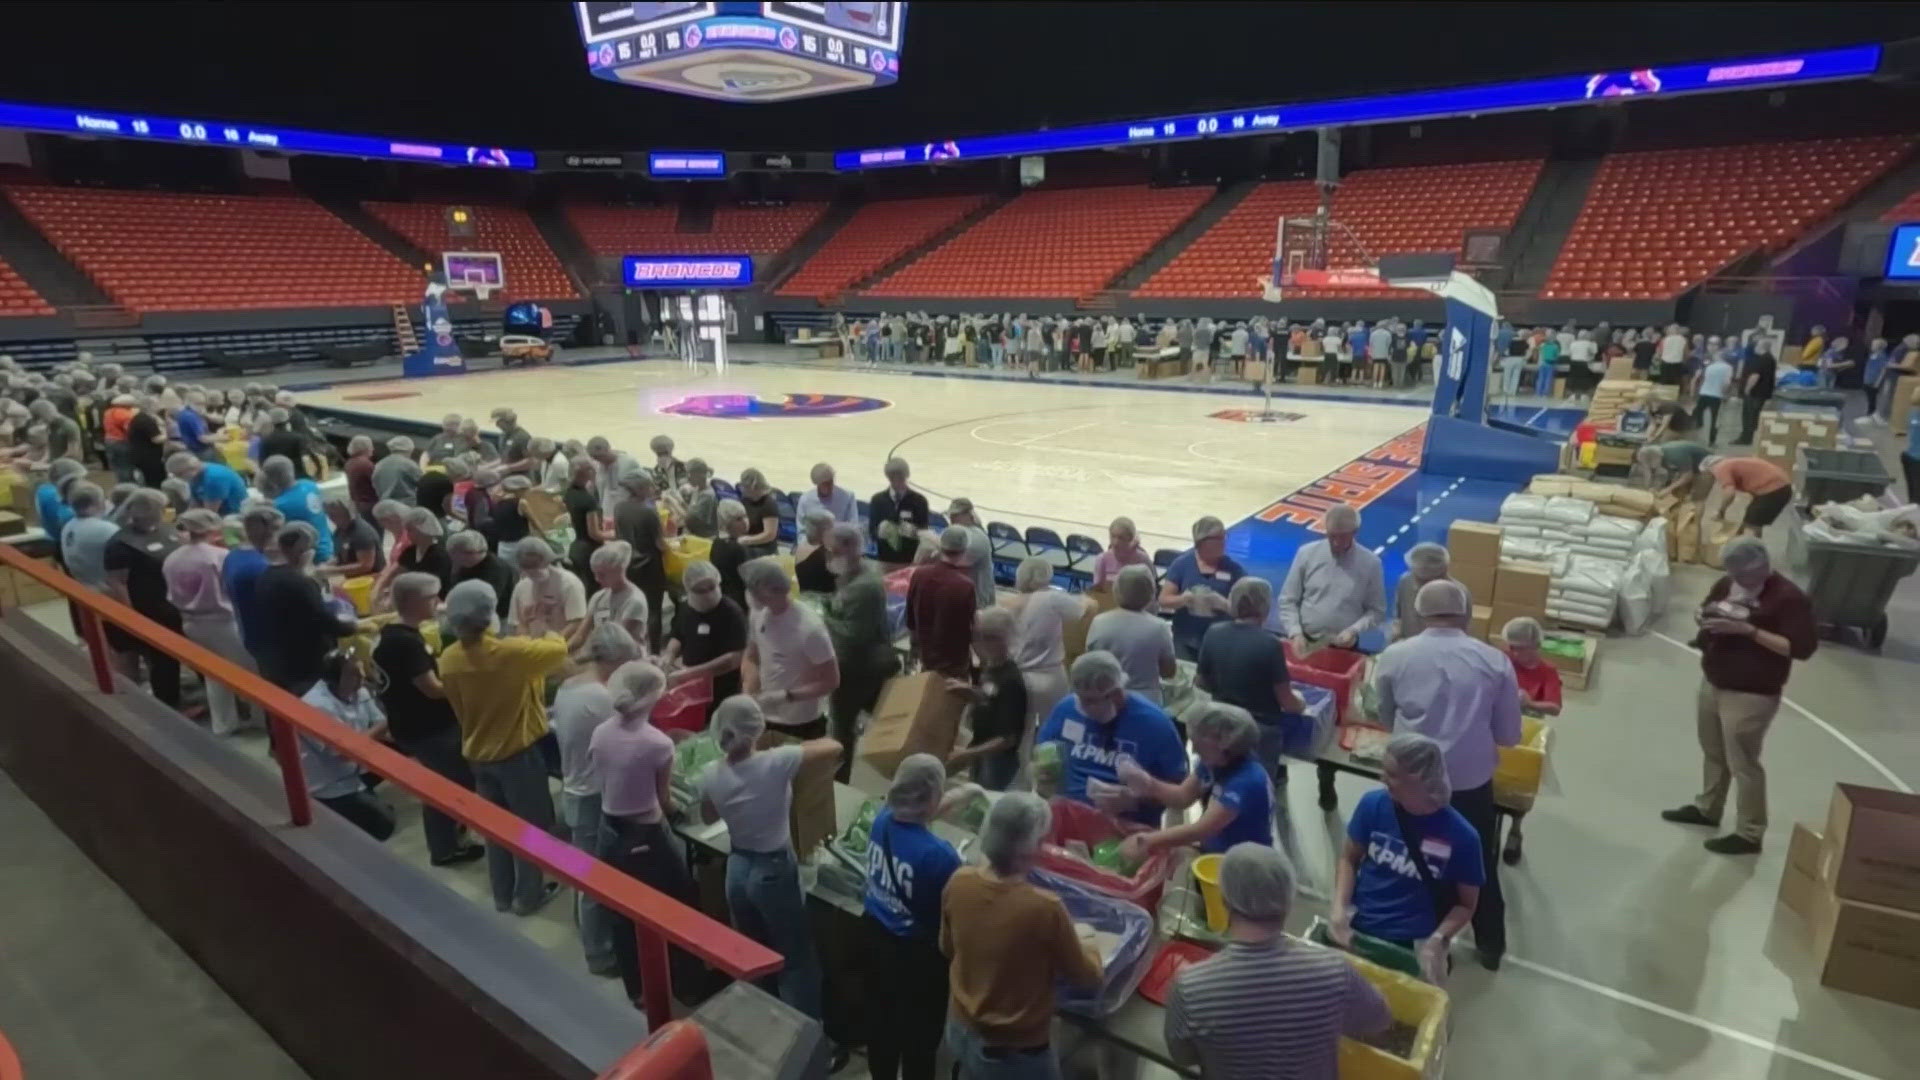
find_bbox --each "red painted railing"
[0,546,778,1067]
[0,1028,19,1080]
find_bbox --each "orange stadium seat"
[1544,135,1914,300]
[3,186,419,314]
[775,194,987,298]
[1880,186,1920,224]
[364,201,578,300]
[0,253,53,317]
[1135,160,1543,299]
[565,202,828,259]
[864,184,1210,299]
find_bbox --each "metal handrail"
[0,545,781,1038]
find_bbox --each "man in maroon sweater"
[906,526,978,678]
[1662,536,1816,854]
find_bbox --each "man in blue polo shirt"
[1037,650,1187,828]
[168,452,249,516]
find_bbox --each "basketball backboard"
[442,252,505,300]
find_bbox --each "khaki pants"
[1692,679,1781,841]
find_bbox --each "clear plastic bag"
[1031,867,1156,1016]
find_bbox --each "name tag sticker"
[1061,719,1085,743]
[1213,571,1231,581]
[696,623,711,635]
[1420,837,1452,863]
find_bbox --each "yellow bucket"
[342,575,374,616]
[1192,853,1228,931]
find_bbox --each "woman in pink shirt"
[1091,515,1153,590]
[163,509,254,735]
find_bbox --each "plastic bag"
[1499,493,1550,521]
[1544,496,1597,525]
[1617,550,1656,635]
[1031,867,1155,1016]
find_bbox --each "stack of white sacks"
[1495,492,1671,633]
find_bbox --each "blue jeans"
[1500,359,1525,396]
[564,791,617,971]
[725,847,823,1019]
[470,744,556,913]
[945,1018,1060,1080]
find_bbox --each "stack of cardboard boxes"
[1778,784,1920,1010]
[1586,378,1649,425]
[1754,407,1838,477]
[1444,519,1554,644]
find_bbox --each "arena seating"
[1136,160,1543,298]
[0,255,52,317]
[364,202,578,300]
[774,194,988,298]
[1880,187,1920,223]
[1544,135,1914,300]
[864,184,1211,299]
[4,186,419,313]
[565,202,829,258]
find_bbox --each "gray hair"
[1502,616,1543,648]
[1406,542,1449,579]
[739,555,791,597]
[801,507,835,542]
[1114,564,1155,611]
[1227,575,1272,621]
[975,605,1015,642]
[443,580,499,639]
[809,461,834,485]
[609,660,666,716]
[67,481,105,516]
[257,455,296,495]
[716,498,747,532]
[591,540,633,575]
[1721,536,1770,573]
[120,488,168,529]
[175,508,223,538]
[979,791,1051,875]
[240,503,285,546]
[681,558,720,590]
[447,529,488,557]
[1324,504,1360,532]
[391,572,443,611]
[585,623,645,666]
[1191,515,1226,542]
[372,499,407,526]
[887,753,947,822]
[512,536,555,569]
[387,435,414,454]
[1069,650,1126,696]
[405,507,443,538]
[940,524,973,557]
[347,435,373,457]
[1014,555,1053,593]
[1383,732,1452,805]
[883,456,910,481]
[712,694,766,755]
[1219,843,1296,924]
[1192,703,1259,758]
[165,450,201,478]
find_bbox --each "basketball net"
[1260,215,1381,301]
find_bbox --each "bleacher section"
[775,194,987,298]
[365,202,578,300]
[1880,187,1920,223]
[565,202,829,258]
[4,186,418,313]
[1135,160,1543,298]
[0,254,51,316]
[1544,135,1913,300]
[865,184,1211,299]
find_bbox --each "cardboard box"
[860,672,967,779]
[1447,520,1503,568]
[1468,604,1491,641]
[757,730,838,857]
[0,510,23,538]
[1605,357,1637,380]
[1452,560,1496,607]
[1086,585,1120,615]
[1807,886,1920,1010]
[1493,561,1552,612]
[1062,604,1097,664]
[1821,784,1920,914]
[520,488,567,534]
[1779,822,1823,917]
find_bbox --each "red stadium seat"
[1880,186,1920,224]
[564,202,829,263]
[775,194,987,298]
[364,201,578,301]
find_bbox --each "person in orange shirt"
[100,393,138,481]
[1704,455,1792,538]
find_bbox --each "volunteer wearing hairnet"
[941,793,1102,1078]
[1118,703,1273,861]
[695,695,840,1020]
[1332,733,1483,982]
[1280,503,1385,652]
[821,523,900,782]
[741,556,841,739]
[1496,616,1561,866]
[662,559,748,725]
[1392,542,1460,641]
[550,622,641,976]
[1035,651,1188,827]
[1166,844,1389,1079]
[1370,580,1518,969]
[1159,516,1247,658]
[1086,564,1176,705]
[944,607,1028,791]
[860,754,972,1080]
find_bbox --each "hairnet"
[883,456,910,480]
[443,579,499,638]
[584,622,644,665]
[1227,575,1272,621]
[974,605,1015,641]
[608,660,666,717]
[1502,616,1543,647]
[887,753,947,822]
[405,507,442,538]
[979,791,1052,875]
[1218,842,1297,923]
[447,529,487,556]
[275,520,317,557]
[940,525,973,556]
[390,571,442,611]
[1113,564,1155,610]
[1324,504,1360,533]
[67,481,104,515]
[591,541,633,575]
[257,455,295,495]
[681,559,721,589]
[740,556,791,596]
[809,462,834,484]
[175,508,222,538]
[1192,703,1259,758]
[650,435,675,454]
[1190,515,1226,542]
[1069,650,1126,695]
[802,508,835,541]
[1406,542,1450,579]
[512,537,555,568]
[165,451,200,477]
[716,499,747,530]
[826,522,865,557]
[1014,555,1052,592]
[1383,732,1452,805]
[712,694,766,754]
[1414,578,1470,618]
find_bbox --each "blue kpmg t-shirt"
[1346,788,1484,942]
[1038,692,1189,827]
[193,462,249,515]
[223,547,271,654]
[1163,550,1245,648]
[863,807,961,939]
[1196,756,1274,853]
[274,479,333,561]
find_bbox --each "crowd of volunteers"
[0,348,1827,1080]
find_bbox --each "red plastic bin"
[1282,642,1369,727]
[1035,797,1174,914]
[654,676,715,735]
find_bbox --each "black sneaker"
[1660,805,1719,828]
[512,881,562,917]
[432,844,485,867]
[1478,949,1504,972]
[1704,834,1762,856]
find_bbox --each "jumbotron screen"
[577,2,903,103]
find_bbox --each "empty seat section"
[1544,135,1913,300]
[565,203,829,259]
[1880,187,1920,224]
[775,194,987,298]
[866,184,1211,298]
[1136,159,1543,299]
[4,185,419,313]
[0,254,52,317]
[365,201,578,300]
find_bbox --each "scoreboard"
[576,2,903,103]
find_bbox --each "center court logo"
[661,393,890,418]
